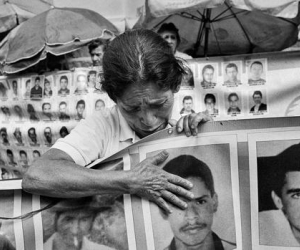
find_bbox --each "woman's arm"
[22,148,193,213]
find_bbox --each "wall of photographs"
[0,68,115,179]
[1,50,300,180]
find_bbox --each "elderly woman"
[23,30,209,213]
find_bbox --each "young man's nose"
[140,110,157,127]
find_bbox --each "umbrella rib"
[179,12,203,22]
[224,1,254,52]
[214,10,248,22]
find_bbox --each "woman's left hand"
[176,112,212,136]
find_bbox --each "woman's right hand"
[128,150,194,213]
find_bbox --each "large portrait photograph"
[249,131,300,249]
[40,156,135,250]
[138,135,242,250]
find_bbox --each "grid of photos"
[0,68,115,181]
[184,59,269,118]
[249,131,300,250]
[138,135,242,250]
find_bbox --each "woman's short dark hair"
[101,29,185,102]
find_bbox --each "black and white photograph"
[249,131,300,249]
[7,78,20,100]
[222,61,242,88]
[21,77,31,100]
[0,106,11,123]
[74,71,88,95]
[249,89,268,115]
[201,93,219,117]
[139,135,241,250]
[246,59,267,86]
[199,63,218,89]
[41,102,56,122]
[179,94,196,117]
[56,73,72,97]
[225,92,242,116]
[58,100,71,122]
[30,75,44,100]
[43,75,54,99]
[0,77,9,101]
[40,156,134,250]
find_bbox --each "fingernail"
[191,125,195,129]
[189,193,194,199]
[183,203,188,209]
[168,128,173,134]
[177,127,182,132]
[186,132,191,137]
[193,132,197,136]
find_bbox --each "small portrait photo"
[94,98,106,112]
[0,106,11,123]
[179,95,195,117]
[43,75,54,98]
[56,74,71,96]
[74,99,86,120]
[94,72,104,94]
[58,101,71,122]
[26,103,40,122]
[202,93,219,117]
[59,125,70,138]
[18,149,30,169]
[180,63,195,89]
[27,126,40,147]
[12,104,26,123]
[226,92,242,116]
[0,150,6,166]
[22,77,31,100]
[1,167,14,180]
[32,149,41,160]
[30,75,44,99]
[138,136,241,250]
[74,72,88,95]
[12,127,25,146]
[246,59,267,86]
[43,126,54,146]
[0,77,9,101]
[199,63,218,89]
[7,78,20,100]
[0,190,19,248]
[249,89,268,115]
[5,149,18,167]
[222,61,242,87]
[41,102,56,122]
[0,127,10,146]
[87,70,97,91]
[249,132,300,249]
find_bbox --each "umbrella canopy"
[136,0,300,57]
[0,7,119,74]
[0,0,52,34]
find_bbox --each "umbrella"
[0,0,52,34]
[0,7,119,74]
[136,0,300,57]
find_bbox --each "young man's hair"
[76,100,85,109]
[250,61,263,68]
[204,93,216,104]
[182,95,193,103]
[163,155,215,195]
[202,64,214,75]
[271,143,300,197]
[226,63,238,72]
[102,29,185,102]
[42,103,51,110]
[228,92,239,101]
[253,90,262,98]
[60,75,68,83]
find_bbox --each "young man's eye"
[195,199,207,205]
[291,192,300,199]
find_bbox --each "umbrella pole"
[204,9,211,58]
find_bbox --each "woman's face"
[117,82,174,138]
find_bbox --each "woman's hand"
[128,150,194,213]
[176,112,212,136]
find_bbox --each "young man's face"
[226,67,238,82]
[56,210,94,249]
[28,130,37,143]
[205,98,215,111]
[275,171,300,240]
[35,79,40,87]
[159,31,178,54]
[43,104,51,114]
[183,99,193,112]
[90,45,104,66]
[203,69,214,83]
[77,104,85,115]
[59,104,67,114]
[95,101,105,111]
[253,94,262,105]
[20,153,27,161]
[60,78,68,89]
[45,82,51,91]
[77,75,87,90]
[167,177,217,247]
[250,63,263,80]
[229,95,239,108]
